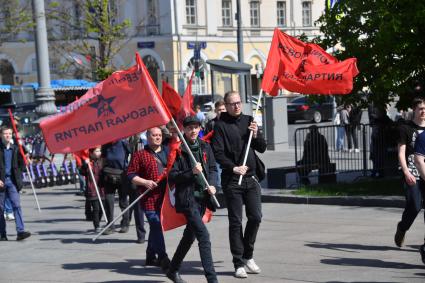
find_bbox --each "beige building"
[0,0,326,101]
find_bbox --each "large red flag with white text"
[40,53,171,153]
[262,28,359,96]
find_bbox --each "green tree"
[316,0,425,109]
[47,0,131,80]
[0,0,33,46]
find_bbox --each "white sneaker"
[235,267,248,278]
[244,258,261,274]
[349,149,353,153]
[6,213,14,221]
[354,148,360,153]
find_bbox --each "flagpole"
[7,108,41,212]
[170,118,220,208]
[238,89,264,185]
[85,160,108,224]
[92,187,151,242]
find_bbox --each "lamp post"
[33,0,56,116]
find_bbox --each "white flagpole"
[86,160,108,224]
[26,164,41,212]
[92,188,151,242]
[238,89,264,185]
[170,118,220,208]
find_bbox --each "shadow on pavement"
[26,218,84,224]
[321,257,424,269]
[38,229,83,235]
[305,242,417,253]
[38,237,138,244]
[62,259,227,278]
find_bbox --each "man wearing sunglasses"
[211,91,266,279]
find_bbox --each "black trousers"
[398,179,425,232]
[90,199,105,229]
[104,181,130,228]
[129,189,146,241]
[169,201,217,283]
[224,175,262,269]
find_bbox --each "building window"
[186,0,197,25]
[222,0,232,27]
[250,1,260,27]
[302,1,312,27]
[277,1,286,27]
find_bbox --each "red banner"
[40,53,171,153]
[262,28,359,96]
[161,182,212,231]
[162,81,182,117]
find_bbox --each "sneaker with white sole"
[5,213,14,221]
[235,267,248,278]
[244,259,261,274]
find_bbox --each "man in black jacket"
[0,125,31,241]
[167,116,218,283]
[211,91,267,279]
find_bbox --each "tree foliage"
[316,0,425,109]
[0,0,33,46]
[47,0,131,80]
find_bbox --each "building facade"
[0,0,326,101]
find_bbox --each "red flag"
[162,81,182,117]
[40,53,172,153]
[262,28,359,96]
[73,149,89,167]
[161,182,213,231]
[201,130,214,144]
[176,72,196,127]
[7,109,28,166]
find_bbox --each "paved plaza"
[1,183,424,283]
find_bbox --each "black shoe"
[0,235,7,241]
[136,238,145,244]
[166,270,187,283]
[160,257,171,272]
[145,257,159,267]
[394,226,405,247]
[102,227,114,235]
[16,231,31,241]
[119,226,129,233]
[420,244,425,264]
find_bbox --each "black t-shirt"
[397,120,425,179]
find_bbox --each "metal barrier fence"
[294,123,399,185]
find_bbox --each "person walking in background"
[348,103,362,153]
[394,98,425,252]
[0,125,31,241]
[205,100,226,135]
[102,139,131,235]
[334,105,345,152]
[81,146,105,233]
[195,105,206,128]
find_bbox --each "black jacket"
[169,139,218,213]
[0,143,25,191]
[211,112,266,185]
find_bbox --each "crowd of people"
[0,91,266,283]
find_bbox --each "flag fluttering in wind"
[261,28,359,96]
[40,53,172,153]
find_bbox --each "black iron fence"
[293,123,399,185]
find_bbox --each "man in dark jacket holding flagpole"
[167,116,218,283]
[212,91,267,279]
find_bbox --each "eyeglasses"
[226,101,242,108]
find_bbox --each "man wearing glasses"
[211,91,266,279]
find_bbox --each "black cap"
[183,115,201,127]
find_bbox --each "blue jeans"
[0,177,26,236]
[398,179,425,232]
[336,126,345,151]
[145,210,167,260]
[4,196,13,214]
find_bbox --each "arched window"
[143,55,160,87]
[0,59,15,85]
